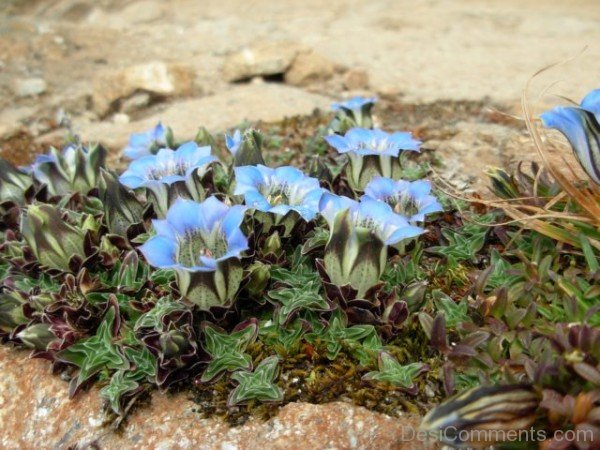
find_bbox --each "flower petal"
[140,236,177,268]
[222,205,247,237]
[234,165,266,195]
[581,88,600,118]
[165,198,205,235]
[541,106,600,185]
[197,196,230,230]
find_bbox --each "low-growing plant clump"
[1,90,600,448]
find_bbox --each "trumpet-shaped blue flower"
[119,142,216,189]
[363,177,442,223]
[540,88,600,184]
[325,128,420,157]
[234,165,325,221]
[331,96,377,112]
[140,197,248,272]
[319,192,424,245]
[123,123,167,160]
[225,130,242,156]
[319,192,424,297]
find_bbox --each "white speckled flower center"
[176,230,227,267]
[147,159,191,180]
[356,214,376,230]
[390,194,419,217]
[263,183,293,206]
[355,139,392,154]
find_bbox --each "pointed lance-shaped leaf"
[20,204,86,272]
[0,157,32,204]
[98,169,146,236]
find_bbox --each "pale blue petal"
[581,88,600,118]
[268,204,294,217]
[140,236,177,268]
[384,223,425,245]
[152,123,166,140]
[273,166,304,184]
[324,134,350,153]
[347,127,372,142]
[127,155,156,177]
[197,196,229,230]
[358,196,395,221]
[176,141,202,161]
[234,166,265,195]
[364,176,396,200]
[225,129,242,155]
[241,191,267,211]
[154,148,176,165]
[225,228,250,254]
[166,198,204,234]
[118,174,145,189]
[152,219,177,240]
[541,107,599,183]
[390,132,421,151]
[418,197,443,216]
[222,205,247,237]
[409,180,432,199]
[319,193,356,227]
[123,145,148,160]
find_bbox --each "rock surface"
[0,346,431,449]
[92,62,195,116]
[343,68,370,91]
[222,41,306,82]
[39,83,332,153]
[284,51,337,87]
[13,77,47,97]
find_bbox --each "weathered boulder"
[0,346,430,449]
[222,41,306,82]
[284,51,336,87]
[92,61,194,116]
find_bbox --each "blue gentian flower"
[234,165,325,221]
[140,197,248,272]
[319,192,424,296]
[363,177,442,223]
[331,96,377,112]
[225,130,242,156]
[123,123,167,160]
[319,192,424,245]
[540,88,600,184]
[325,128,420,157]
[119,142,216,189]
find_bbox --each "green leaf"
[268,281,330,324]
[201,321,258,382]
[579,234,600,273]
[305,309,376,360]
[363,351,426,390]
[100,370,140,415]
[259,318,305,357]
[432,290,470,329]
[57,305,128,396]
[228,356,283,406]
